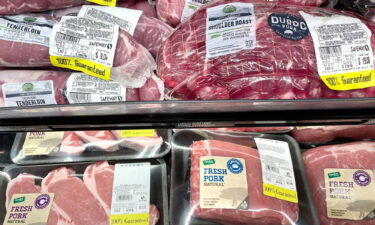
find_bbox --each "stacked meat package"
[0,129,170,225]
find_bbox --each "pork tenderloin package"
[302,142,375,225]
[170,129,319,225]
[0,159,168,225]
[0,14,158,90]
[10,129,170,165]
[157,0,375,100]
[51,5,173,57]
[291,125,375,145]
[0,70,163,108]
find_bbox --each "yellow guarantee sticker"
[110,214,149,225]
[87,0,117,7]
[321,70,375,91]
[263,183,298,203]
[50,56,111,81]
[120,130,155,138]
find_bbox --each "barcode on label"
[55,32,80,43]
[117,195,132,201]
[319,46,342,60]
[69,92,91,102]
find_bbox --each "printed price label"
[300,11,375,91]
[3,193,54,225]
[78,5,142,36]
[49,16,119,80]
[120,130,155,138]
[86,0,117,7]
[110,163,150,225]
[255,138,298,203]
[66,73,126,103]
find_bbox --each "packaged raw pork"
[170,129,319,225]
[0,159,168,225]
[0,70,163,108]
[291,125,375,145]
[0,15,157,90]
[52,5,173,57]
[303,142,375,225]
[156,0,328,27]
[0,0,86,15]
[157,0,375,100]
[10,129,170,165]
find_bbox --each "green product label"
[14,196,25,204]
[328,172,341,178]
[203,159,216,165]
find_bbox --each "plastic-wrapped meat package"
[156,0,328,27]
[0,15,157,90]
[0,0,86,14]
[118,0,157,18]
[10,130,170,164]
[200,127,292,133]
[1,160,166,225]
[171,130,319,225]
[291,125,375,145]
[0,14,57,67]
[52,5,173,57]
[302,142,375,225]
[157,0,375,100]
[0,70,163,108]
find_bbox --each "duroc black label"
[268,13,309,41]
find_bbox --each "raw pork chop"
[302,141,375,225]
[41,167,108,225]
[190,140,298,225]
[52,6,173,57]
[291,125,375,144]
[74,131,120,152]
[157,0,375,100]
[83,161,160,225]
[156,0,328,27]
[59,131,85,155]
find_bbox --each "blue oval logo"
[227,158,243,174]
[268,13,309,41]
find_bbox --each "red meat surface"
[157,0,375,100]
[59,131,85,155]
[52,6,173,57]
[302,141,375,225]
[83,161,160,225]
[291,125,375,144]
[202,127,292,132]
[41,167,109,225]
[156,0,327,27]
[0,0,85,14]
[190,140,298,225]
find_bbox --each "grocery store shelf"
[0,98,375,131]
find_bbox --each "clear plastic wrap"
[0,0,86,15]
[0,15,157,90]
[156,0,329,27]
[291,125,375,145]
[339,0,375,22]
[10,129,170,164]
[0,70,164,107]
[0,159,168,225]
[302,141,375,225]
[157,0,375,100]
[198,127,293,133]
[52,5,173,57]
[170,129,319,225]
